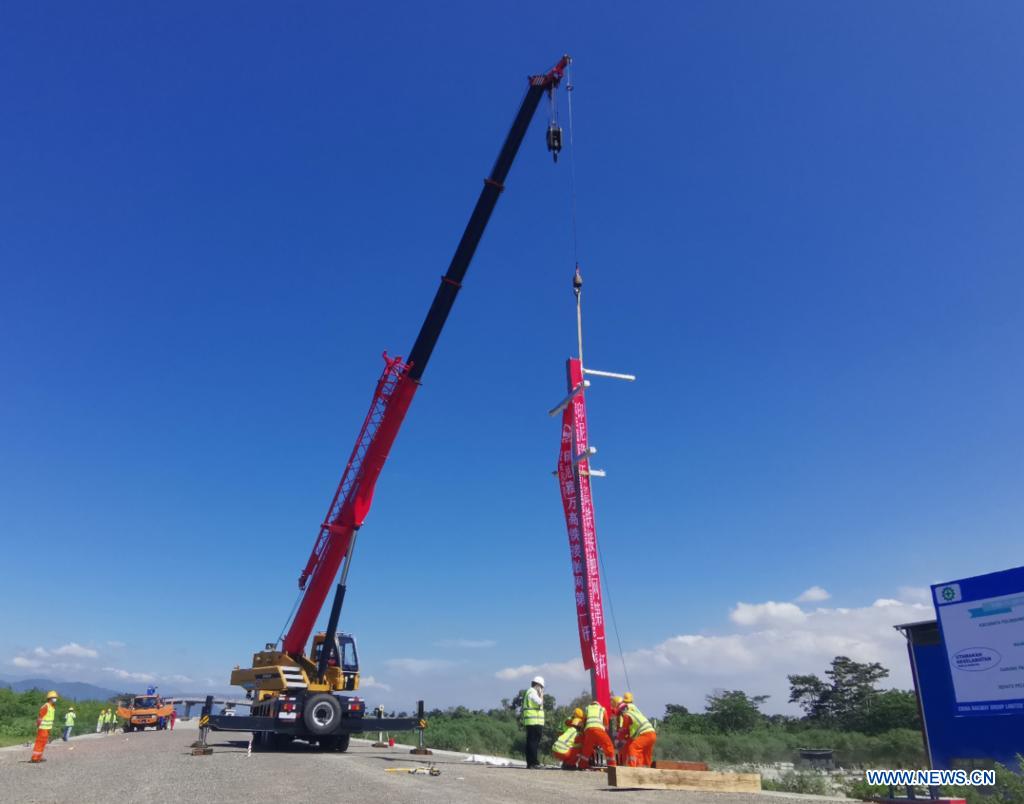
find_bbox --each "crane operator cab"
[230,632,360,696]
[310,632,359,691]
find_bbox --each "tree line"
[382,656,925,766]
[664,655,920,735]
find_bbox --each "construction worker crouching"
[30,690,59,762]
[616,692,656,767]
[551,709,584,769]
[609,695,628,765]
[578,699,616,770]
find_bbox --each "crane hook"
[547,121,563,162]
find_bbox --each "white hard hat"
[532,676,545,687]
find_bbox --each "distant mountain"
[0,677,121,701]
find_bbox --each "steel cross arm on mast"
[551,260,636,710]
[281,55,571,656]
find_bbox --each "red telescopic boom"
[281,56,570,655]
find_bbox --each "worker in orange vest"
[616,692,657,767]
[30,690,59,763]
[577,699,616,770]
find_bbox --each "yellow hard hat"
[573,707,584,719]
[46,690,59,699]
[623,692,633,703]
[610,695,623,706]
[571,717,583,727]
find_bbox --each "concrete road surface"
[0,726,845,804]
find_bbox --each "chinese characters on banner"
[556,358,611,709]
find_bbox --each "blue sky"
[2,2,1022,714]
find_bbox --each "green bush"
[763,771,832,796]
[651,718,926,766]
[654,732,714,761]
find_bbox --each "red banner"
[557,358,610,709]
[558,410,592,668]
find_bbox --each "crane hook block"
[546,122,563,161]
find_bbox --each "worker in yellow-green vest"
[519,675,545,768]
[578,699,616,770]
[551,709,584,769]
[62,706,76,741]
[616,692,657,767]
[30,690,59,762]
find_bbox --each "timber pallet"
[608,766,761,792]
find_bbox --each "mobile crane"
[206,55,571,751]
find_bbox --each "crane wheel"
[320,734,350,752]
[303,694,341,736]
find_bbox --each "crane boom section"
[281,56,570,656]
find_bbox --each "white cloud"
[872,598,903,608]
[11,656,41,669]
[165,674,193,684]
[496,591,932,716]
[360,675,392,692]
[103,667,157,683]
[17,643,99,662]
[383,658,458,675]
[796,586,831,603]
[106,641,126,648]
[435,639,497,649]
[53,642,98,659]
[495,658,586,683]
[898,586,932,605]
[730,600,807,626]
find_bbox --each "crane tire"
[303,694,341,736]
[320,734,350,752]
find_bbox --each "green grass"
[0,686,121,746]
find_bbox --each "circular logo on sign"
[953,647,1001,672]
[942,586,957,602]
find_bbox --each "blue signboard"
[932,566,1024,717]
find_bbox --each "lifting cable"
[276,589,304,647]
[560,61,633,694]
[565,62,580,270]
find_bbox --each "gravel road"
[0,725,845,804]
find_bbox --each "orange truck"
[117,694,175,732]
